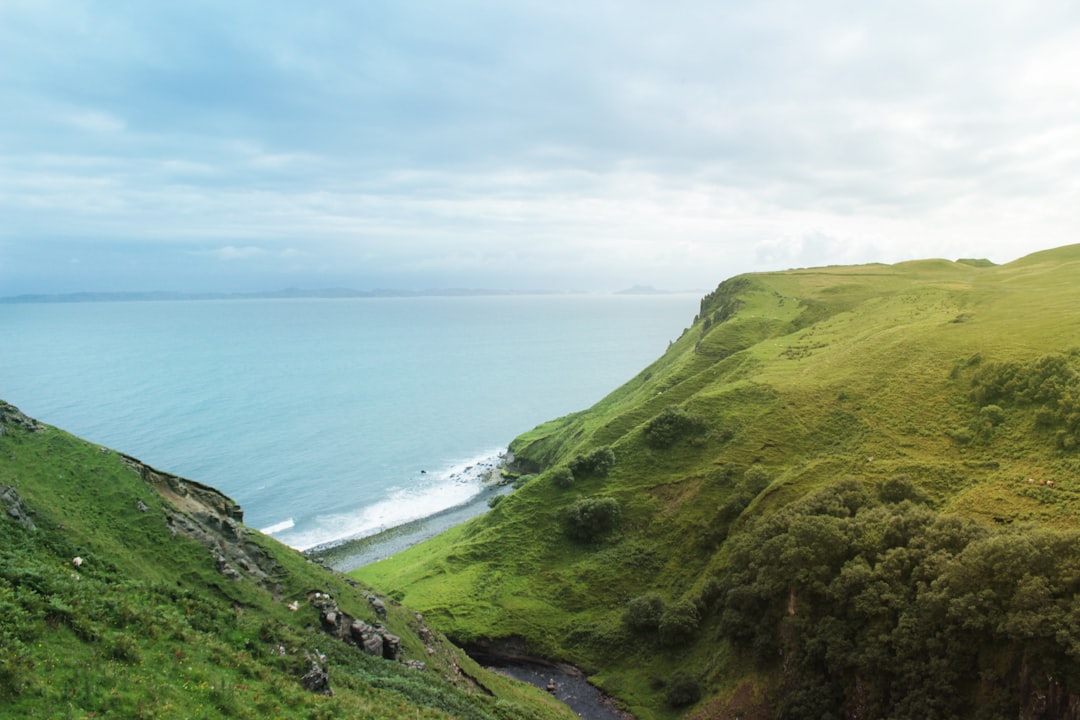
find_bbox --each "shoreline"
[305,455,516,572]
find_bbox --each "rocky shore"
[307,455,514,572]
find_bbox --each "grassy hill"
[356,246,1080,719]
[0,401,576,720]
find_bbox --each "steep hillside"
[357,246,1080,719]
[0,401,575,720]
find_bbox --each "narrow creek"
[466,643,634,720]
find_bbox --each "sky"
[2,1,1079,295]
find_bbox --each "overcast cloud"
[2,0,1078,294]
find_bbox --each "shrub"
[980,404,1005,426]
[561,496,622,543]
[659,599,700,646]
[550,467,575,490]
[741,466,770,495]
[644,407,707,449]
[948,427,973,445]
[877,476,928,505]
[568,446,616,477]
[623,593,665,633]
[486,494,504,509]
[511,473,536,489]
[697,576,724,613]
[665,672,702,707]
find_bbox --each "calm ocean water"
[0,294,699,549]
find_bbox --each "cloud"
[1,1,1078,293]
[65,109,127,134]
[210,246,266,261]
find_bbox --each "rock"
[366,593,388,618]
[300,659,331,694]
[363,633,384,657]
[136,499,150,513]
[381,631,401,660]
[0,402,45,433]
[1,485,35,530]
[350,620,385,657]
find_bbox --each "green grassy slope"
[356,246,1080,719]
[0,402,576,720]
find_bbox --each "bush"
[550,467,574,490]
[980,404,1005,426]
[511,473,536,489]
[568,447,616,477]
[948,426,974,445]
[486,494,505,509]
[966,354,1080,450]
[665,672,702,707]
[658,599,700,646]
[877,476,927,505]
[623,593,665,633]
[644,407,707,449]
[741,466,770,494]
[561,496,622,543]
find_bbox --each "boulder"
[350,620,385,657]
[1,485,35,530]
[365,593,388,618]
[300,659,331,694]
[381,631,401,660]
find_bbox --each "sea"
[0,293,699,552]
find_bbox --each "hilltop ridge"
[358,245,1080,719]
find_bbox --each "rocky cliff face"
[118,452,285,594]
[0,400,45,435]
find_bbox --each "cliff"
[357,245,1080,719]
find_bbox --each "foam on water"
[272,449,505,551]
[260,518,295,535]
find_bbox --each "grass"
[355,245,1080,719]
[0,406,577,720]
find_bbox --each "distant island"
[613,284,672,295]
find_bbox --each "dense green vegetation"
[0,403,575,720]
[718,480,1080,719]
[357,245,1080,718]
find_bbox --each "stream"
[467,644,634,720]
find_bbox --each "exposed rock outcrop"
[1,484,35,530]
[300,652,332,695]
[0,401,45,435]
[120,453,282,594]
[308,590,403,662]
[1019,662,1080,720]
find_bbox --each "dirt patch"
[687,678,772,720]
[649,476,705,519]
